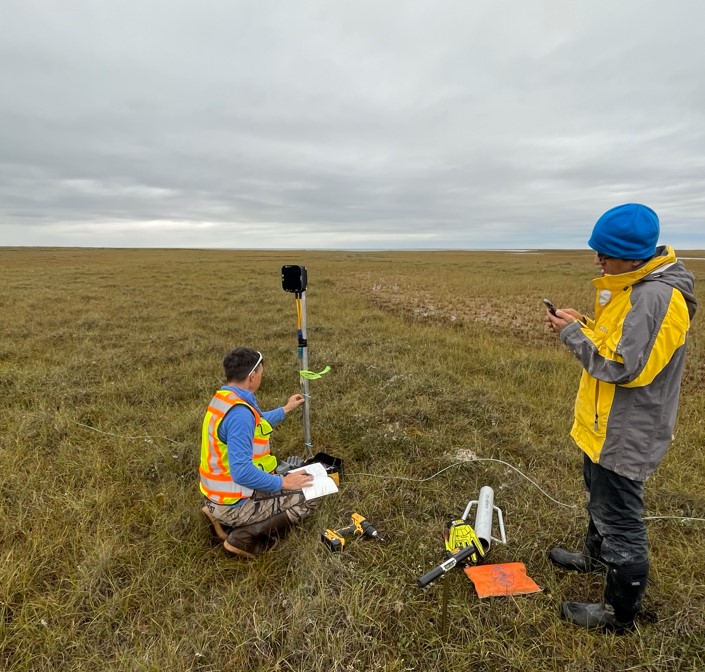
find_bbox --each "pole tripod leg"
[441,573,450,640]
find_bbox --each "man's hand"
[283,394,305,414]
[281,470,313,491]
[546,307,583,333]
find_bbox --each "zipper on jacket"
[594,380,600,432]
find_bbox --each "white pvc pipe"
[462,486,507,552]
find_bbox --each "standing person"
[199,347,316,558]
[545,203,697,630]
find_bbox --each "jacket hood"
[593,245,698,320]
[641,246,698,320]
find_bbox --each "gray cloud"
[1,0,704,248]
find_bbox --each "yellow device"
[444,519,485,563]
[321,513,381,552]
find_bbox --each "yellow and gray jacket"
[560,245,697,480]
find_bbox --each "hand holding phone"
[543,298,558,316]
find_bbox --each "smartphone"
[543,298,558,316]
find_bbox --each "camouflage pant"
[203,491,317,529]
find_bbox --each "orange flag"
[464,562,541,598]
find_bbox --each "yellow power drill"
[321,513,382,552]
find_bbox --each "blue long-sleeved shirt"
[216,386,286,504]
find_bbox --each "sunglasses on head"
[248,351,263,377]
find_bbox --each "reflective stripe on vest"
[199,389,277,505]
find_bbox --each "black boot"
[549,520,603,573]
[223,511,294,559]
[606,561,649,624]
[549,546,597,573]
[562,561,649,631]
[549,544,607,573]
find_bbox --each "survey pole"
[281,265,312,458]
[298,289,312,457]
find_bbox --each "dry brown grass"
[1,247,704,671]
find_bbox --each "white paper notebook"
[289,462,339,501]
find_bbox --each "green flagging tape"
[299,366,331,380]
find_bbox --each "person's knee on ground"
[284,499,317,525]
[201,505,232,541]
[223,511,295,558]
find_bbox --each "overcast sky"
[1,1,704,250]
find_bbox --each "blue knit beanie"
[588,204,659,260]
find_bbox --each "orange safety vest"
[199,389,277,505]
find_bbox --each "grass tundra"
[1,247,704,672]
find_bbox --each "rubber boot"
[561,561,648,631]
[606,561,649,624]
[223,511,294,559]
[549,521,603,573]
[201,506,231,541]
[549,545,602,573]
